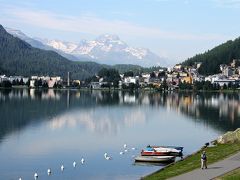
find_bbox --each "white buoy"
[104,152,112,160]
[124,149,128,152]
[81,158,85,164]
[124,144,127,149]
[132,147,136,150]
[119,151,124,155]
[105,156,111,160]
[34,172,38,179]
[47,168,51,175]
[73,161,77,168]
[61,165,64,172]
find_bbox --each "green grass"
[144,143,240,180]
[215,168,240,180]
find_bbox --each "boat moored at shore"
[141,145,183,157]
[135,155,176,163]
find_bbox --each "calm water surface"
[0,89,240,180]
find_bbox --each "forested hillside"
[0,24,165,79]
[183,38,240,75]
[0,25,104,79]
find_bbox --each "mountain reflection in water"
[0,89,240,179]
[0,89,240,141]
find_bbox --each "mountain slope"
[6,27,167,67]
[41,34,166,67]
[0,25,104,79]
[5,27,87,62]
[183,38,240,75]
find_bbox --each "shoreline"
[143,129,240,180]
[1,86,240,93]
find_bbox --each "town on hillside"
[1,59,240,91]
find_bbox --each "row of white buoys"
[18,158,86,180]
[19,144,136,179]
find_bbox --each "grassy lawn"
[143,143,240,180]
[214,168,240,180]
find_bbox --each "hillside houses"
[1,59,240,90]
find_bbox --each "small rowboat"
[141,145,183,157]
[135,155,175,163]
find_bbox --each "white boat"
[135,155,175,163]
[141,145,183,156]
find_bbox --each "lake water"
[0,89,240,180]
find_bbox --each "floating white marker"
[47,168,51,175]
[124,149,128,152]
[34,172,38,180]
[124,144,127,149]
[81,158,85,164]
[104,152,112,160]
[119,151,124,155]
[61,165,64,172]
[73,161,77,168]
[105,156,111,160]
[132,147,136,150]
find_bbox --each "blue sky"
[1,0,240,64]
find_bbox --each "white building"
[0,75,8,83]
[30,80,35,88]
[124,76,138,84]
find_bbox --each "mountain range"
[0,25,154,79]
[0,25,104,79]
[6,27,166,67]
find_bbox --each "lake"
[0,89,240,180]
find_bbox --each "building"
[30,80,35,88]
[214,79,239,87]
[124,76,138,85]
[181,76,193,84]
[222,66,233,77]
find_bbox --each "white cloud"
[0,5,229,41]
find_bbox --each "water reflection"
[1,89,240,142]
[1,89,240,179]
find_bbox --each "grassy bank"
[144,142,240,180]
[214,168,240,180]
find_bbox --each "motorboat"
[141,145,183,157]
[135,155,175,163]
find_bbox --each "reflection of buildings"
[162,93,240,130]
[1,89,240,139]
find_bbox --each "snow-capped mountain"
[6,27,167,67]
[6,27,84,61]
[41,34,166,66]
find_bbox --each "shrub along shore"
[143,129,240,180]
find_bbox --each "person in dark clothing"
[201,151,207,169]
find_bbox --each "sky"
[0,0,240,64]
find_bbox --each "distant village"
[1,59,240,91]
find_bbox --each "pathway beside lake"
[169,151,240,180]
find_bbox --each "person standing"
[201,151,207,169]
